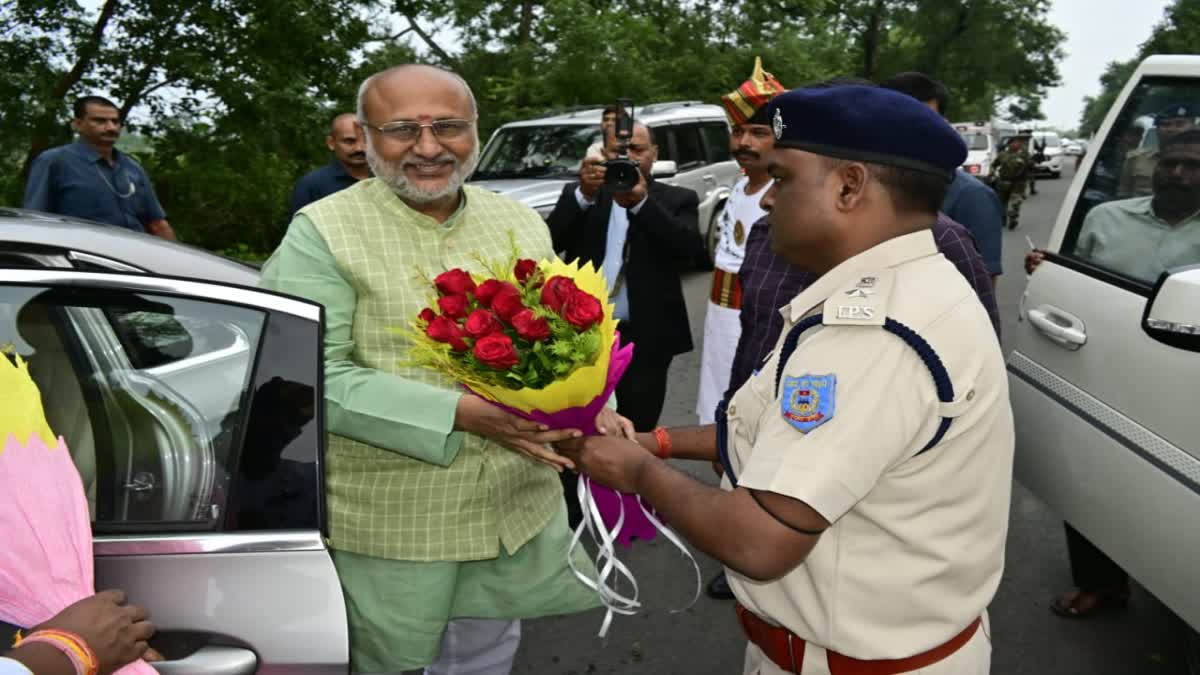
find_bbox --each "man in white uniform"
[696,58,786,424]
[558,85,1014,675]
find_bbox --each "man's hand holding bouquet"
[402,244,699,636]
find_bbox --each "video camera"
[604,98,641,193]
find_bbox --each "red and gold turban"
[721,57,787,126]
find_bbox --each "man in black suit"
[548,122,703,433]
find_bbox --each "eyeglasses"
[360,118,474,142]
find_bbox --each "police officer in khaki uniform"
[556,85,1014,675]
[1118,103,1196,198]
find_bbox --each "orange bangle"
[13,629,98,675]
[652,426,672,459]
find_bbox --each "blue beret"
[1155,102,1197,122]
[763,85,967,181]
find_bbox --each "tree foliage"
[1078,0,1200,137]
[2,0,1063,258]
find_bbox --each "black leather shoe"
[706,570,735,600]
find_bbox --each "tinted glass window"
[672,125,706,169]
[473,124,601,179]
[1060,77,1200,285]
[702,124,731,164]
[0,284,264,530]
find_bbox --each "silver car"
[469,101,743,260]
[0,208,347,673]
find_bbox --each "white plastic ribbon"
[566,475,703,638]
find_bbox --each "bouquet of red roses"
[404,248,699,636]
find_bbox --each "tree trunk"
[861,0,887,79]
[21,0,121,180]
[402,10,457,66]
[517,0,535,46]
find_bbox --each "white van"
[1009,54,1200,658]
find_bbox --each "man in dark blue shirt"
[882,72,1004,283]
[288,113,370,216]
[23,96,175,240]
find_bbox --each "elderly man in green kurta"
[260,64,600,674]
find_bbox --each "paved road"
[514,165,1190,674]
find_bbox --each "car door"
[0,268,348,672]
[1007,58,1200,629]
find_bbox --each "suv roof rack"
[638,100,707,115]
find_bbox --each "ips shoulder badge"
[780,374,836,433]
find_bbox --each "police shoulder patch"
[780,374,836,433]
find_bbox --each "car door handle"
[152,646,257,675]
[1027,305,1087,347]
[702,174,716,184]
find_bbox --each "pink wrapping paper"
[471,337,657,546]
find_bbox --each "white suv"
[469,101,742,260]
[1009,54,1200,651]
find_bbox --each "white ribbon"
[567,475,703,638]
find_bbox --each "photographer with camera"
[548,104,702,435]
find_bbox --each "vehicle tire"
[1051,170,1062,179]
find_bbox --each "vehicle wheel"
[1051,171,1062,179]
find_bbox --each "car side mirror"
[1142,264,1200,351]
[651,160,677,178]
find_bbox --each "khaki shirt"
[1118,146,1157,198]
[724,230,1014,660]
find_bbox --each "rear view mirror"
[1142,265,1200,351]
[651,160,677,178]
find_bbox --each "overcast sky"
[1041,0,1171,132]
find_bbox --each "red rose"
[514,259,539,284]
[464,309,503,339]
[474,279,505,307]
[562,289,603,329]
[473,333,520,370]
[511,309,551,342]
[437,294,469,320]
[418,308,436,324]
[491,284,526,322]
[540,275,577,312]
[426,316,469,352]
[434,268,476,296]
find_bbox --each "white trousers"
[696,302,742,424]
[742,614,991,675]
[417,618,520,675]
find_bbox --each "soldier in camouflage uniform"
[989,135,1034,230]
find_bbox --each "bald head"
[330,112,358,137]
[356,64,477,125]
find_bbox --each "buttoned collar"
[365,178,468,231]
[1115,195,1200,226]
[67,139,123,166]
[783,228,939,322]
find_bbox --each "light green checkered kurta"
[260,179,564,561]
[260,180,600,670]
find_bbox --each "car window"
[701,124,731,164]
[1059,77,1200,287]
[653,126,674,162]
[473,124,601,179]
[959,133,990,151]
[72,257,242,369]
[1,284,265,530]
[671,124,706,170]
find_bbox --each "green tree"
[1077,0,1200,136]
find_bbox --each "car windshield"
[473,124,602,179]
[1036,133,1061,147]
[959,132,990,151]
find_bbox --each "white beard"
[366,139,480,204]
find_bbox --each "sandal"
[1050,587,1130,619]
